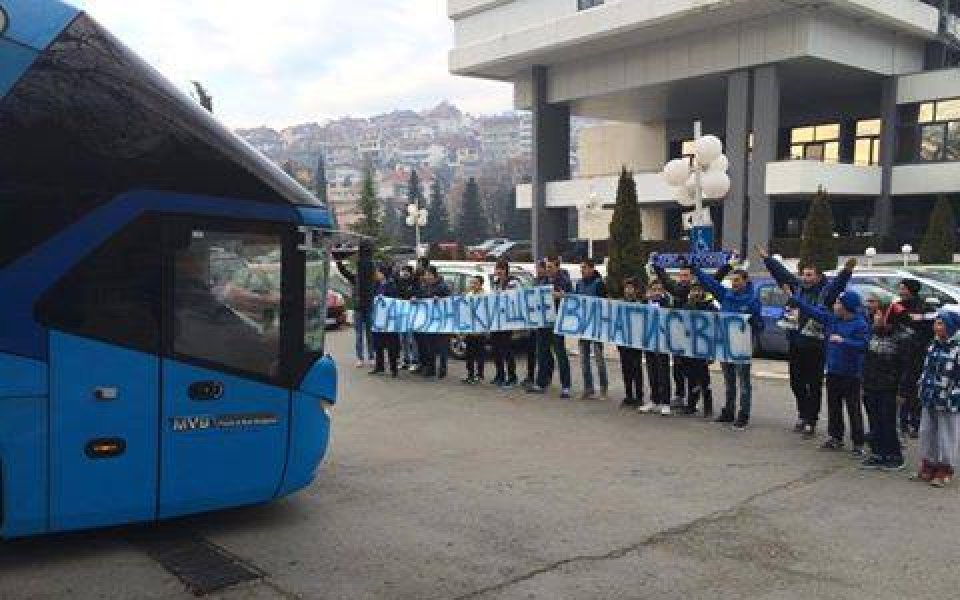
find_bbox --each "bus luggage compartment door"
[49,333,159,531]
[158,362,289,518]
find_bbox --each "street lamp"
[901,244,913,268]
[865,246,877,268]
[662,121,730,257]
[578,189,604,259]
[406,203,429,257]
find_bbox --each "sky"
[69,0,513,129]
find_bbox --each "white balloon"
[694,135,723,166]
[701,170,731,199]
[405,215,416,226]
[708,154,729,173]
[417,214,428,227]
[420,208,429,219]
[407,203,419,216]
[663,158,690,187]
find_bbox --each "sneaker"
[931,472,946,488]
[820,438,844,451]
[526,385,546,394]
[851,445,866,458]
[912,460,935,482]
[793,420,805,433]
[600,386,609,397]
[621,397,637,408]
[861,455,887,469]
[560,388,572,399]
[680,405,698,416]
[672,395,685,407]
[714,413,735,424]
[882,457,906,471]
[637,402,656,414]
[461,375,474,384]
[732,418,749,431]
[581,390,596,400]
[660,405,672,416]
[801,423,816,439]
[368,368,385,375]
[490,377,505,387]
[500,378,517,390]
[521,377,534,388]
[408,363,420,372]
[355,360,365,368]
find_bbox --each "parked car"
[901,265,960,288]
[467,238,509,260]
[827,268,960,307]
[486,241,532,262]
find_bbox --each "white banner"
[554,296,752,363]
[371,286,556,334]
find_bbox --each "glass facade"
[789,124,840,162]
[901,98,960,163]
[854,119,882,166]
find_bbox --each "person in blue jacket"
[692,263,763,430]
[790,289,871,455]
[574,258,609,399]
[759,248,857,438]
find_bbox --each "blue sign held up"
[651,251,732,269]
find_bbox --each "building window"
[789,123,840,162]
[915,98,960,162]
[854,119,881,166]
[578,0,604,10]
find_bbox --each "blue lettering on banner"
[468,295,487,330]
[410,300,429,332]
[522,288,538,327]
[553,296,751,363]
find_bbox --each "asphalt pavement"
[0,330,957,600]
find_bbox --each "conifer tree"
[456,177,489,245]
[799,187,838,272]
[919,195,957,264]
[423,178,452,242]
[350,165,383,244]
[607,168,645,298]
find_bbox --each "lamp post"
[578,189,603,260]
[406,202,429,258]
[865,246,877,268]
[901,244,913,268]
[662,121,731,259]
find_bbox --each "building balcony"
[765,160,882,196]
[515,172,673,209]
[892,162,960,195]
[449,0,939,79]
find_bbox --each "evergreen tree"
[423,178,452,242]
[314,154,328,203]
[919,195,957,264]
[799,187,838,272]
[350,165,383,243]
[382,202,404,245]
[407,169,424,212]
[456,177,489,245]
[607,168,645,298]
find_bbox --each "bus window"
[36,217,162,353]
[172,229,283,379]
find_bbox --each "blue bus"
[0,0,338,538]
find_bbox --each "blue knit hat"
[838,290,862,314]
[936,309,960,338]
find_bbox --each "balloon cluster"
[406,203,428,227]
[662,135,731,208]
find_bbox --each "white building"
[448,0,960,260]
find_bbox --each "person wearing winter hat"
[914,309,960,487]
[890,278,937,438]
[790,289,871,456]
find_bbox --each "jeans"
[618,347,643,402]
[579,340,608,393]
[401,331,417,365]
[826,374,865,446]
[645,352,671,405]
[465,336,486,378]
[789,342,825,424]
[672,358,685,399]
[492,332,516,382]
[863,388,902,460]
[354,307,374,361]
[685,358,711,411]
[721,362,752,419]
[536,329,571,389]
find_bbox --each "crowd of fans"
[341,243,960,488]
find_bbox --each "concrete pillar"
[746,65,780,269]
[722,70,750,256]
[873,77,898,238]
[641,207,666,241]
[531,65,571,259]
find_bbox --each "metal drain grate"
[129,529,264,596]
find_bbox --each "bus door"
[158,224,291,518]
[39,218,163,531]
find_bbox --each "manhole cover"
[128,529,264,596]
